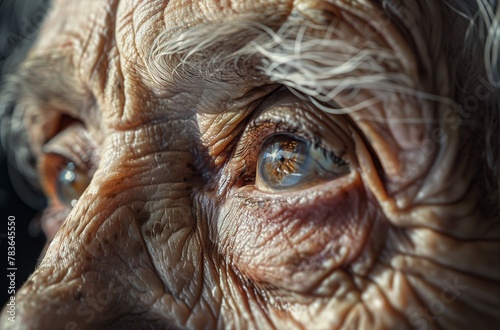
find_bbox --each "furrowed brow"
[13,52,89,116]
[146,12,410,115]
[146,15,284,88]
[0,51,93,170]
[0,51,84,196]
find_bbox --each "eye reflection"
[56,162,90,207]
[256,133,349,191]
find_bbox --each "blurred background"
[1,0,50,307]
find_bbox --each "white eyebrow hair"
[147,0,500,208]
[147,1,499,109]
[147,11,449,116]
[146,15,282,85]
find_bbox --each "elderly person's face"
[1,0,500,329]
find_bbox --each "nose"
[0,127,199,329]
[1,189,166,329]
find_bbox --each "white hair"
[1,0,499,212]
[149,0,500,213]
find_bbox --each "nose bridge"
[3,195,161,329]
[2,124,199,329]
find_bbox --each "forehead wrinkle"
[143,0,402,97]
[7,51,100,160]
[15,52,91,117]
[145,11,292,91]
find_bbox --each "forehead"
[18,0,412,149]
[24,0,299,118]
[31,0,387,78]
[33,0,296,65]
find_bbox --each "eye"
[255,133,349,191]
[38,123,97,208]
[55,161,90,207]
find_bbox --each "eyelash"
[235,117,345,186]
[40,151,92,208]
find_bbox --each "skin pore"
[1,0,499,329]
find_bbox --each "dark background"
[1,0,50,307]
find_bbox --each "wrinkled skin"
[1,0,500,329]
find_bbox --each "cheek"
[218,173,375,293]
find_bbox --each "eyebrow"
[145,14,285,88]
[11,52,90,117]
[0,50,96,172]
[146,11,406,116]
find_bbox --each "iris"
[56,162,90,207]
[256,133,349,191]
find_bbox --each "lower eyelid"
[220,172,369,292]
[241,162,356,200]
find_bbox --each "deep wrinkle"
[0,1,499,329]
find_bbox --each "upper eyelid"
[230,98,356,182]
[248,111,333,153]
[38,124,98,206]
[1,54,93,160]
[12,53,95,131]
[41,123,98,175]
[232,115,333,181]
